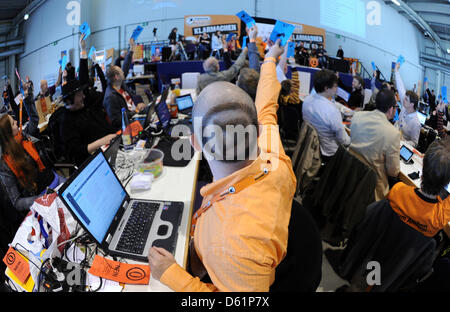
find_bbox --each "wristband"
[263,57,276,65]
[250,39,256,43]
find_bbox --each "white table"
[122,151,201,292]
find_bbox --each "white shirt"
[394,71,421,147]
[302,93,351,157]
[211,35,222,50]
[395,110,421,147]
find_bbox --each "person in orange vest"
[0,84,64,215]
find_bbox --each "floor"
[317,242,349,292]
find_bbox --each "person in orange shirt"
[147,40,297,292]
[387,136,450,238]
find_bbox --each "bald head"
[193,81,259,162]
[203,57,219,73]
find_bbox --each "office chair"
[270,199,323,292]
[44,109,77,177]
[328,199,438,292]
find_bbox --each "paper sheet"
[87,273,123,292]
[298,71,312,100]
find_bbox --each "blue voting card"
[242,36,248,49]
[88,46,96,59]
[442,86,448,103]
[269,20,295,47]
[226,33,234,42]
[371,62,376,71]
[397,55,405,66]
[131,26,144,41]
[236,10,256,29]
[79,22,91,40]
[287,42,295,58]
[424,77,428,82]
[61,55,68,71]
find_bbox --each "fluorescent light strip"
[391,0,401,6]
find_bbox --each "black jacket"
[270,199,322,292]
[303,146,377,245]
[338,78,364,109]
[426,88,436,112]
[61,57,115,166]
[336,199,438,292]
[103,50,143,131]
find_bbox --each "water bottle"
[122,108,133,151]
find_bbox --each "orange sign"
[88,255,150,285]
[3,247,31,284]
[310,57,319,68]
[184,15,241,37]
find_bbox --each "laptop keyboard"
[116,201,160,254]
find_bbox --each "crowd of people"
[0,20,449,293]
[166,28,336,69]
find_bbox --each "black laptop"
[175,94,194,114]
[58,150,184,262]
[152,86,195,167]
[104,135,121,169]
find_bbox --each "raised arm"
[394,63,406,104]
[255,41,284,127]
[220,47,248,81]
[78,34,90,86]
[122,38,136,79]
[247,26,261,72]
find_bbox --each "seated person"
[60,79,117,167]
[350,89,401,201]
[114,50,127,67]
[103,38,146,131]
[366,70,395,111]
[436,100,448,139]
[337,71,365,110]
[196,46,248,95]
[36,69,62,102]
[394,63,421,147]
[387,136,450,238]
[317,44,328,68]
[198,32,211,60]
[61,36,117,166]
[279,70,300,106]
[0,85,63,214]
[302,69,351,162]
[147,41,296,292]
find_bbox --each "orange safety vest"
[3,133,46,182]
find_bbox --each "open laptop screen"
[417,111,427,125]
[176,94,194,111]
[155,88,171,130]
[60,152,126,243]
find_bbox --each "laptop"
[175,94,194,114]
[417,111,427,126]
[104,135,121,169]
[153,85,195,167]
[58,150,184,262]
